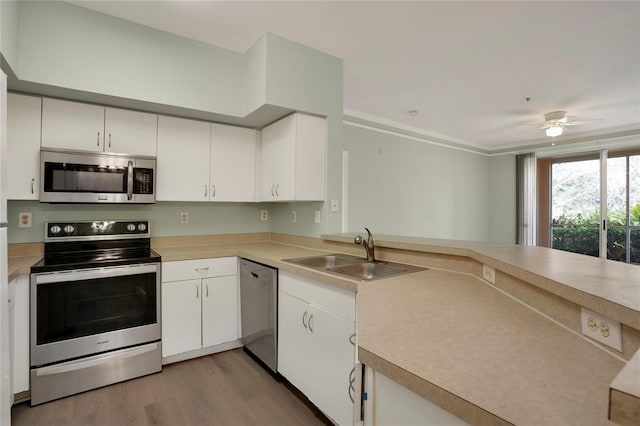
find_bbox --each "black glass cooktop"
[32,220,160,273]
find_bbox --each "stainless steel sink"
[284,254,366,269]
[284,254,426,281]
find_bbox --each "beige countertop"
[358,269,625,425]
[323,233,640,330]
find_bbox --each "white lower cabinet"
[278,271,355,425]
[161,257,239,359]
[363,367,469,426]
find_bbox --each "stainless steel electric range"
[29,220,162,405]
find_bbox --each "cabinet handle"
[302,311,308,329]
[271,185,275,197]
[204,184,208,198]
[97,132,100,146]
[196,285,199,299]
[349,333,356,346]
[31,178,35,194]
[275,184,279,197]
[205,284,209,298]
[108,133,112,148]
[348,367,356,403]
[308,313,314,332]
[212,184,216,198]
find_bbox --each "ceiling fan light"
[546,126,563,137]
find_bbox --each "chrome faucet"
[354,227,375,262]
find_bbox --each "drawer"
[162,257,237,282]
[280,270,355,322]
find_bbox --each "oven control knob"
[50,225,62,235]
[127,224,136,232]
[63,225,75,234]
[138,223,147,232]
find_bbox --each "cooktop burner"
[32,220,161,273]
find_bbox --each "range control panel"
[45,220,150,240]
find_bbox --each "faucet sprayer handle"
[354,235,363,244]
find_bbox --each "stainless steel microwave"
[40,149,156,203]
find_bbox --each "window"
[539,149,640,264]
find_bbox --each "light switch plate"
[314,210,321,224]
[180,212,189,224]
[291,211,297,222]
[581,307,622,351]
[330,200,339,212]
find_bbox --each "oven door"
[30,263,161,367]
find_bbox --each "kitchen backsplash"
[7,200,272,243]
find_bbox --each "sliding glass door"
[606,155,640,263]
[550,151,639,264]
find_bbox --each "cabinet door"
[161,280,202,357]
[210,123,257,202]
[7,94,41,200]
[12,276,29,394]
[41,98,105,151]
[156,116,210,201]
[104,108,157,156]
[278,291,312,394]
[259,114,296,201]
[308,305,355,426]
[294,113,326,201]
[201,275,239,347]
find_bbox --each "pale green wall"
[245,36,267,113]
[344,120,495,242]
[489,154,516,243]
[16,1,247,116]
[0,0,19,72]
[7,201,271,243]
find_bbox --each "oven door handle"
[33,264,159,285]
[34,343,159,377]
[127,161,134,201]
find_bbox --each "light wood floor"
[12,349,329,426]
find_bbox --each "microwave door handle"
[127,161,134,201]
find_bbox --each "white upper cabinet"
[210,123,257,202]
[104,107,157,156]
[157,119,257,202]
[259,112,326,202]
[7,93,41,200]
[42,98,105,152]
[41,98,157,156]
[156,116,210,201]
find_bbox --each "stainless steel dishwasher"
[239,258,278,373]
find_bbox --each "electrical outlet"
[581,308,622,351]
[482,264,495,284]
[180,212,189,224]
[261,210,268,221]
[18,212,32,228]
[314,210,321,224]
[291,211,297,222]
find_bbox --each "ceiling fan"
[539,110,593,138]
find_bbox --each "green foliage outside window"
[552,204,640,263]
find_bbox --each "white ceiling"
[70,1,640,151]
